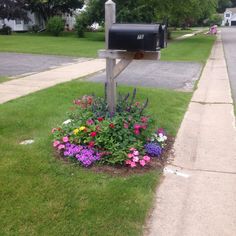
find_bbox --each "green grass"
[0,32,215,62]
[0,76,11,83]
[0,32,105,58]
[0,81,192,235]
[170,29,194,39]
[161,34,216,63]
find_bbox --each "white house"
[222,8,236,26]
[0,12,45,31]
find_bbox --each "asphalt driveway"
[87,61,202,91]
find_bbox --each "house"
[0,12,45,31]
[222,8,236,26]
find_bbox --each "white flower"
[63,119,72,125]
[157,133,167,142]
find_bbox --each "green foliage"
[75,13,88,37]
[53,90,153,165]
[0,25,12,35]
[25,0,84,22]
[207,14,223,26]
[46,16,64,36]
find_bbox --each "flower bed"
[52,89,168,169]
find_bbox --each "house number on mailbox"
[137,34,144,40]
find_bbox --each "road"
[221,27,236,102]
[0,52,89,77]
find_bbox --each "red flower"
[97,117,104,122]
[90,131,97,137]
[88,141,95,147]
[109,123,115,128]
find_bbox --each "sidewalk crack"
[169,164,236,175]
[191,101,233,105]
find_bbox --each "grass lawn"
[0,32,105,58]
[0,32,215,62]
[170,29,195,39]
[0,81,192,235]
[161,34,216,63]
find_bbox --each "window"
[226,13,230,17]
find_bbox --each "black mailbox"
[108,23,167,52]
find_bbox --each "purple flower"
[62,142,100,167]
[144,142,162,157]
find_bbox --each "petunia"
[127,153,133,158]
[79,126,86,131]
[123,122,129,129]
[130,162,137,168]
[133,156,139,162]
[109,123,115,128]
[133,150,139,156]
[129,147,136,151]
[97,117,104,122]
[134,124,141,129]
[125,160,132,165]
[73,128,79,135]
[141,116,148,123]
[86,119,94,125]
[139,160,146,167]
[63,119,72,125]
[143,156,151,162]
[58,144,65,150]
[90,131,97,137]
[62,136,69,143]
[53,140,60,147]
[51,128,57,133]
[134,129,140,135]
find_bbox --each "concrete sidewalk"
[0,59,105,104]
[146,35,236,235]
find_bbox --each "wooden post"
[105,0,116,114]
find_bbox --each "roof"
[225,8,236,14]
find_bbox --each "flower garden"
[52,89,168,170]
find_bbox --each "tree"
[25,0,85,22]
[217,0,232,12]
[0,0,29,21]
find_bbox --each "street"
[221,27,236,102]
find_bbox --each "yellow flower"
[73,128,79,135]
[79,126,86,131]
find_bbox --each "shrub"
[46,16,64,36]
[52,89,168,168]
[0,25,12,35]
[75,13,88,37]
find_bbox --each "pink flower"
[133,156,139,162]
[134,124,141,129]
[157,128,165,134]
[58,144,65,150]
[124,122,129,129]
[139,160,146,167]
[130,162,136,168]
[62,136,69,143]
[129,147,136,151]
[51,128,57,133]
[126,160,132,165]
[141,125,147,130]
[141,116,148,123]
[133,150,139,156]
[86,119,94,125]
[134,129,140,135]
[127,153,133,158]
[53,140,60,147]
[143,156,151,162]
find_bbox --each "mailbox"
[108,23,167,52]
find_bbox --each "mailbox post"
[105,0,116,114]
[101,0,165,114]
